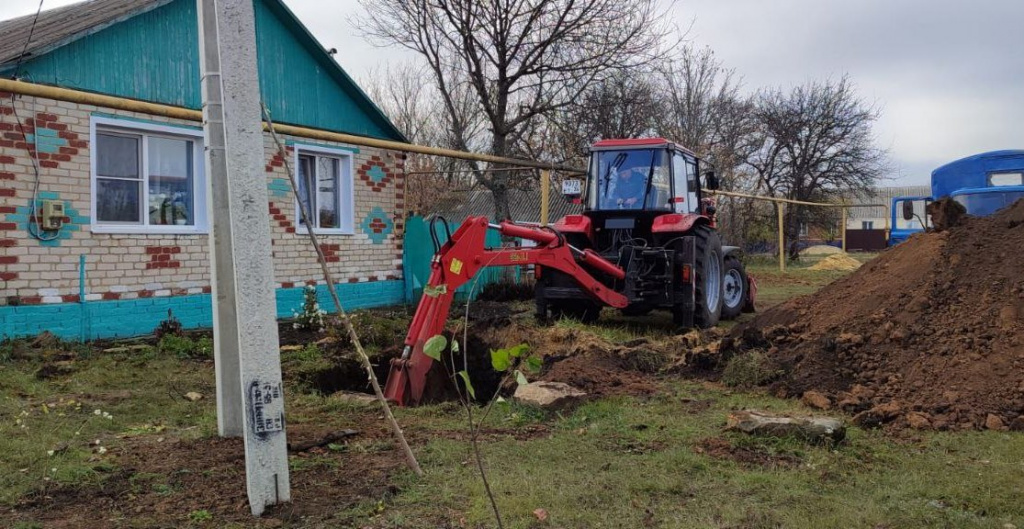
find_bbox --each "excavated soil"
[729,199,1024,431]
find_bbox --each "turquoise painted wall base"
[0,280,405,341]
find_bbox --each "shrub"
[292,285,326,332]
[153,309,184,339]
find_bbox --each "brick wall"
[0,92,406,323]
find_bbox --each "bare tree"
[655,46,756,245]
[544,69,661,165]
[362,64,487,215]
[744,76,888,258]
[359,0,673,220]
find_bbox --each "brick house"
[0,0,409,339]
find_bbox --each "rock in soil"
[985,413,1008,431]
[514,381,587,410]
[725,409,846,443]
[727,199,1024,432]
[801,390,831,410]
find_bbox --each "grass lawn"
[3,252,1023,528]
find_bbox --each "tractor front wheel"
[721,256,748,320]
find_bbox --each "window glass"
[93,123,202,231]
[989,172,1023,187]
[954,190,1024,216]
[298,154,316,226]
[589,149,669,210]
[671,154,687,212]
[318,157,340,229]
[297,152,347,230]
[148,137,194,226]
[861,221,874,230]
[894,199,930,230]
[96,134,139,178]
[96,178,141,223]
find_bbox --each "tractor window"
[589,149,670,210]
[671,153,701,213]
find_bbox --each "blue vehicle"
[889,150,1024,245]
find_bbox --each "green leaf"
[457,370,476,400]
[507,343,529,358]
[423,335,447,361]
[525,356,543,372]
[451,339,460,355]
[490,348,511,371]
[515,370,529,386]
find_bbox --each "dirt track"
[730,199,1024,431]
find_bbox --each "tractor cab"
[572,138,716,215]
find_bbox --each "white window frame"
[90,116,207,234]
[292,143,355,235]
[862,221,874,230]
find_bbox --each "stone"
[1008,415,1024,432]
[725,409,846,443]
[801,390,832,410]
[514,381,587,410]
[330,390,377,406]
[184,392,203,402]
[985,413,1007,431]
[852,401,902,428]
[906,412,932,430]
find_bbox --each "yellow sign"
[449,258,464,275]
[508,252,528,263]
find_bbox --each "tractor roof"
[591,138,697,157]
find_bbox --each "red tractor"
[384,138,756,406]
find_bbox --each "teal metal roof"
[0,0,406,142]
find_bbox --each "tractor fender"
[553,214,594,240]
[651,213,710,234]
[723,246,744,259]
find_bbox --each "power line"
[10,0,45,80]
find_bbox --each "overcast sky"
[3,0,1021,186]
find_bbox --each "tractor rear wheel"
[690,225,724,328]
[721,256,747,320]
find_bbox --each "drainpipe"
[79,254,87,342]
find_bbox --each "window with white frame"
[91,117,206,233]
[861,221,874,230]
[295,145,353,233]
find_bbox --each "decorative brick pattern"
[357,156,393,192]
[360,206,394,245]
[145,246,182,269]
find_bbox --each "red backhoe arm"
[383,216,627,406]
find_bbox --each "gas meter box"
[41,200,65,231]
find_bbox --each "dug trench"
[288,301,695,404]
[714,198,1024,432]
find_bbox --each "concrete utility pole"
[197,0,243,439]
[197,0,291,516]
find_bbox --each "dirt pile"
[729,199,1024,431]
[808,253,861,272]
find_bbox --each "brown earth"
[728,199,1024,431]
[5,421,404,528]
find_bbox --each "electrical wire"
[10,0,45,81]
[7,1,60,241]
